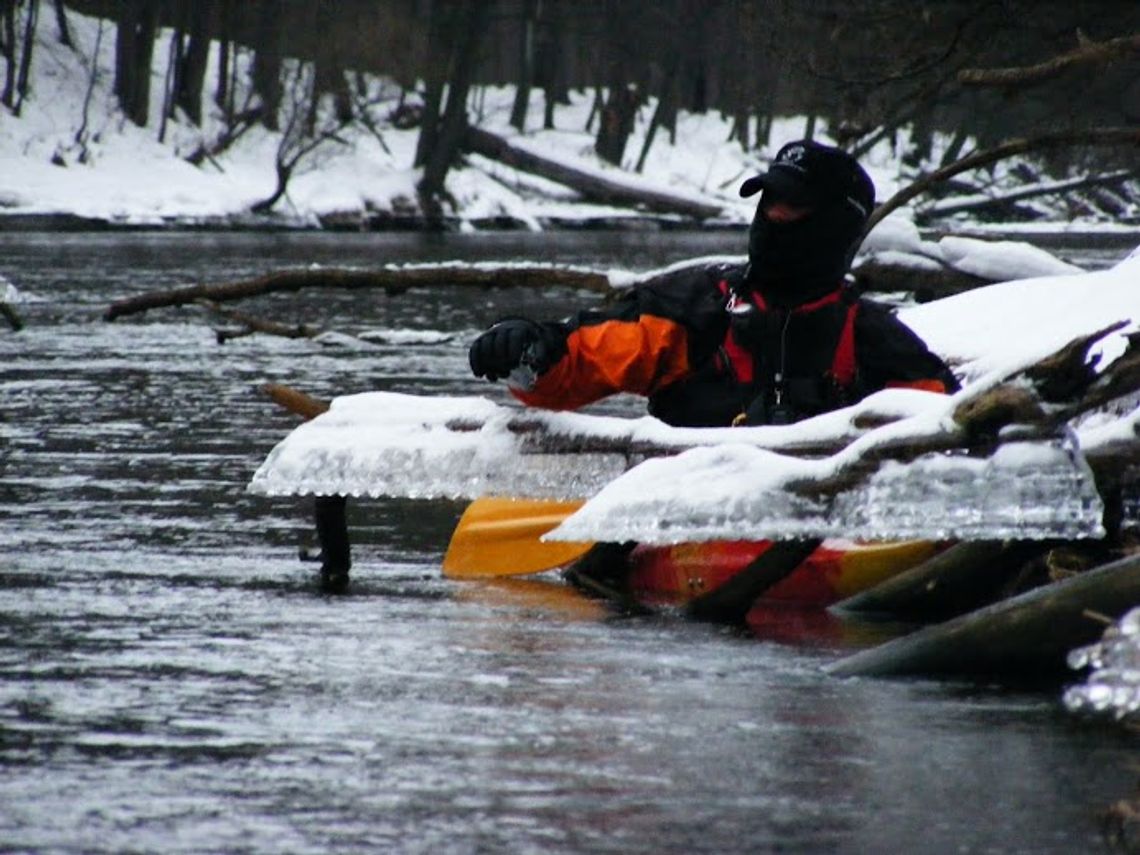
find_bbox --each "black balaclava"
[740,140,875,308]
[745,198,865,306]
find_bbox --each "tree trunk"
[418,0,491,202]
[309,0,352,132]
[593,1,638,167]
[1,1,14,110]
[214,2,229,108]
[176,1,210,125]
[13,0,36,115]
[114,0,157,127]
[509,0,538,131]
[53,0,70,48]
[158,25,179,141]
[635,52,679,173]
[413,1,452,169]
[595,83,637,166]
[465,126,722,218]
[251,2,282,130]
[537,0,566,129]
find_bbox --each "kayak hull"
[627,538,941,609]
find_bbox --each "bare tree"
[0,0,37,113]
[52,0,69,47]
[0,1,14,110]
[174,0,210,125]
[417,0,493,205]
[250,61,354,214]
[113,0,158,127]
[508,0,539,130]
[594,1,640,166]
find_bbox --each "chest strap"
[717,279,858,388]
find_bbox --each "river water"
[1,231,1136,854]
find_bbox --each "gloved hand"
[468,319,559,382]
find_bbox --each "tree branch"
[959,32,1140,89]
[864,127,1140,234]
[104,265,612,321]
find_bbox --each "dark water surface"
[1,232,1135,854]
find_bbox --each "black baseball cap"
[740,140,875,219]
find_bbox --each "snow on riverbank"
[2,9,1137,241]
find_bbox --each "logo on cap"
[780,144,807,165]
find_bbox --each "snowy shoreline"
[3,11,1136,244]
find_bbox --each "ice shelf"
[547,439,1106,544]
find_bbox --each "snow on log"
[249,325,1138,543]
[463,127,725,220]
[548,325,1138,544]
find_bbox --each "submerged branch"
[197,299,321,343]
[1,302,24,332]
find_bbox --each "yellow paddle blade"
[442,497,594,578]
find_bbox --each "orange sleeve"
[885,378,950,394]
[511,315,691,410]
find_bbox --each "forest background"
[1,0,1138,229]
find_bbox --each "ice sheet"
[547,439,1105,544]
[247,388,944,500]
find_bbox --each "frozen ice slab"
[1065,606,1140,720]
[247,389,941,500]
[249,392,625,500]
[249,390,1109,543]
[548,439,1105,544]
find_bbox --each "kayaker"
[468,139,958,428]
[467,140,959,599]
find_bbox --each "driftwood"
[866,127,1140,233]
[103,264,612,321]
[264,382,330,420]
[464,126,724,220]
[959,32,1140,89]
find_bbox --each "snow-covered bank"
[2,10,1137,239]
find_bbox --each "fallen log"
[920,169,1135,219]
[832,540,1044,622]
[264,383,330,420]
[104,264,612,321]
[548,326,1138,544]
[463,126,725,220]
[853,257,989,301]
[826,551,1140,679]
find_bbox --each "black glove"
[469,319,559,382]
